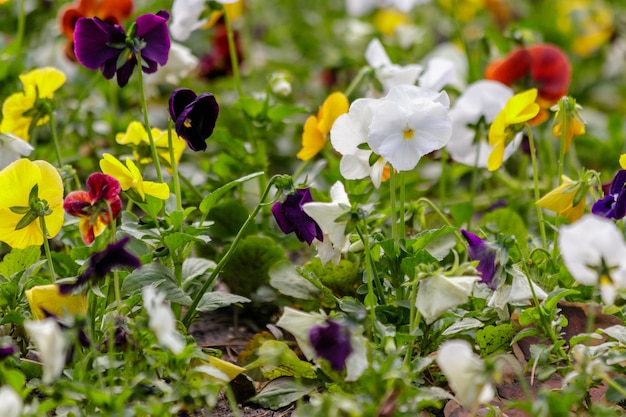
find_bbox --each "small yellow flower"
[99,153,170,201]
[373,9,410,36]
[297,92,349,161]
[487,89,540,171]
[115,121,187,169]
[26,284,88,320]
[536,175,585,222]
[556,0,613,58]
[552,97,586,153]
[0,67,66,141]
[204,0,244,28]
[0,159,64,249]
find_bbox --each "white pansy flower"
[0,386,22,417]
[142,286,186,354]
[365,38,422,94]
[437,339,495,409]
[446,80,521,168]
[418,57,460,92]
[558,214,626,305]
[416,275,479,324]
[0,133,34,170]
[367,85,452,171]
[170,0,239,41]
[330,98,388,188]
[24,319,68,385]
[303,182,352,265]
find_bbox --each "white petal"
[345,333,368,381]
[170,0,209,41]
[330,99,378,155]
[24,319,68,385]
[0,386,22,417]
[365,38,392,68]
[340,152,371,180]
[419,57,458,92]
[143,286,186,354]
[276,307,325,360]
[416,275,478,324]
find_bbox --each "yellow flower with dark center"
[26,284,88,320]
[99,153,170,201]
[487,89,540,171]
[0,67,66,141]
[297,92,349,161]
[0,159,64,249]
[536,175,585,223]
[115,121,187,170]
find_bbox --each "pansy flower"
[559,215,626,305]
[417,275,479,324]
[591,170,626,220]
[168,88,220,152]
[310,320,353,371]
[552,96,586,153]
[59,0,133,61]
[26,284,88,320]
[367,84,452,171]
[0,159,64,249]
[74,10,171,88]
[487,89,540,171]
[0,67,66,141]
[59,236,141,295]
[271,188,323,245]
[0,386,22,417]
[446,80,522,168]
[461,230,499,289]
[99,153,170,201]
[537,175,587,222]
[365,38,422,94]
[64,173,122,245]
[143,286,185,354]
[170,0,243,41]
[115,121,187,168]
[297,92,349,161]
[198,19,244,80]
[24,319,68,385]
[485,44,571,114]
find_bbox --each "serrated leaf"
[196,292,251,312]
[199,172,263,215]
[250,377,318,409]
[269,261,320,300]
[0,246,41,278]
[121,263,192,305]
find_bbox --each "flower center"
[403,129,414,140]
[184,118,192,128]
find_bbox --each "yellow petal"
[206,356,246,381]
[373,8,411,36]
[100,154,134,191]
[1,92,35,141]
[619,154,626,170]
[296,116,325,161]
[19,67,66,99]
[143,181,170,200]
[26,284,87,320]
[317,92,349,135]
[116,121,147,146]
[536,178,575,213]
[487,141,505,172]
[504,89,540,125]
[124,158,146,200]
[488,111,506,147]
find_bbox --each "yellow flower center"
[184,118,192,128]
[403,129,414,140]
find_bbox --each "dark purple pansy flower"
[591,170,626,220]
[168,88,220,151]
[309,320,352,371]
[272,188,323,245]
[461,229,498,290]
[74,10,170,88]
[59,236,141,294]
[0,345,16,360]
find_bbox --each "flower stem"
[557,99,568,186]
[345,66,371,99]
[167,119,183,211]
[389,167,398,242]
[39,217,55,279]
[223,10,243,98]
[182,176,279,328]
[526,124,547,248]
[48,112,63,169]
[399,170,406,239]
[14,0,26,72]
[135,54,163,184]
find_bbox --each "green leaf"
[303,257,359,297]
[255,340,317,380]
[121,263,192,305]
[250,377,318,410]
[481,208,528,248]
[542,288,579,313]
[199,172,263,215]
[196,292,251,312]
[269,261,321,300]
[0,246,41,278]
[134,195,165,221]
[163,232,210,252]
[476,323,517,356]
[182,258,216,288]
[411,225,456,252]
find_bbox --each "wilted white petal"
[345,332,369,381]
[0,386,22,417]
[276,307,326,360]
[24,319,68,385]
[142,286,186,354]
[416,275,479,324]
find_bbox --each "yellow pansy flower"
[26,284,88,320]
[552,97,586,153]
[536,175,585,223]
[297,92,349,161]
[0,67,66,141]
[100,153,170,201]
[204,0,244,28]
[0,159,64,249]
[487,89,540,171]
[115,121,187,169]
[373,9,410,36]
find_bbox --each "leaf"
[0,246,41,278]
[481,208,528,249]
[199,172,263,215]
[182,258,216,287]
[163,232,210,252]
[269,261,321,300]
[303,258,359,297]
[250,377,318,410]
[256,340,317,380]
[476,323,517,356]
[196,292,251,312]
[121,263,192,305]
[411,225,456,252]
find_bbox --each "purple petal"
[309,320,352,371]
[136,10,171,67]
[169,88,198,121]
[591,195,615,218]
[74,17,125,71]
[461,229,498,289]
[609,170,626,196]
[174,93,220,152]
[116,57,137,88]
[272,189,323,244]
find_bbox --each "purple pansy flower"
[272,188,323,245]
[461,229,498,289]
[168,88,220,151]
[74,10,171,88]
[59,236,141,294]
[591,170,626,220]
[309,320,353,371]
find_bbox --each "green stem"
[403,278,421,365]
[439,150,448,208]
[416,197,463,241]
[135,53,163,184]
[39,217,55,279]
[557,100,567,185]
[399,170,406,239]
[345,66,371,99]
[223,10,243,98]
[182,176,278,328]
[48,112,63,169]
[599,372,626,399]
[389,167,398,242]
[167,119,183,211]
[526,124,547,248]
[14,0,26,73]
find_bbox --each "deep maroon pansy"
[64,173,122,245]
[309,320,353,371]
[59,236,141,295]
[74,10,171,88]
[461,229,499,290]
[168,88,220,151]
[592,170,626,220]
[272,188,323,245]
